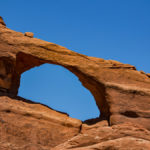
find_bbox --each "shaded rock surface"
[0,17,150,149]
[0,17,6,26]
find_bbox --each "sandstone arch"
[14,52,109,119]
[0,18,150,129]
[18,63,100,120]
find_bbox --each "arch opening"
[18,63,100,121]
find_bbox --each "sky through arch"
[18,63,100,121]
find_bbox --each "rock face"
[0,17,150,149]
[54,122,150,150]
[0,96,81,150]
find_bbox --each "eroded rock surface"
[0,17,150,149]
[53,122,150,150]
[0,96,81,150]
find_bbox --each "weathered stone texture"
[0,16,150,149]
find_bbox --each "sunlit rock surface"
[0,16,150,150]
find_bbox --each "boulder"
[24,32,34,38]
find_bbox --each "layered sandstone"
[0,17,150,150]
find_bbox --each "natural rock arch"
[14,52,109,119]
[0,18,150,129]
[18,63,100,120]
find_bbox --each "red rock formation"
[0,17,150,149]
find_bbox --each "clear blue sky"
[1,0,150,121]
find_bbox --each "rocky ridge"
[0,17,150,150]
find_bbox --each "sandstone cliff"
[0,17,150,150]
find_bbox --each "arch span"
[11,52,110,120]
[1,24,150,129]
[18,63,100,121]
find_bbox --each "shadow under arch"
[10,52,110,122]
[18,63,100,121]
